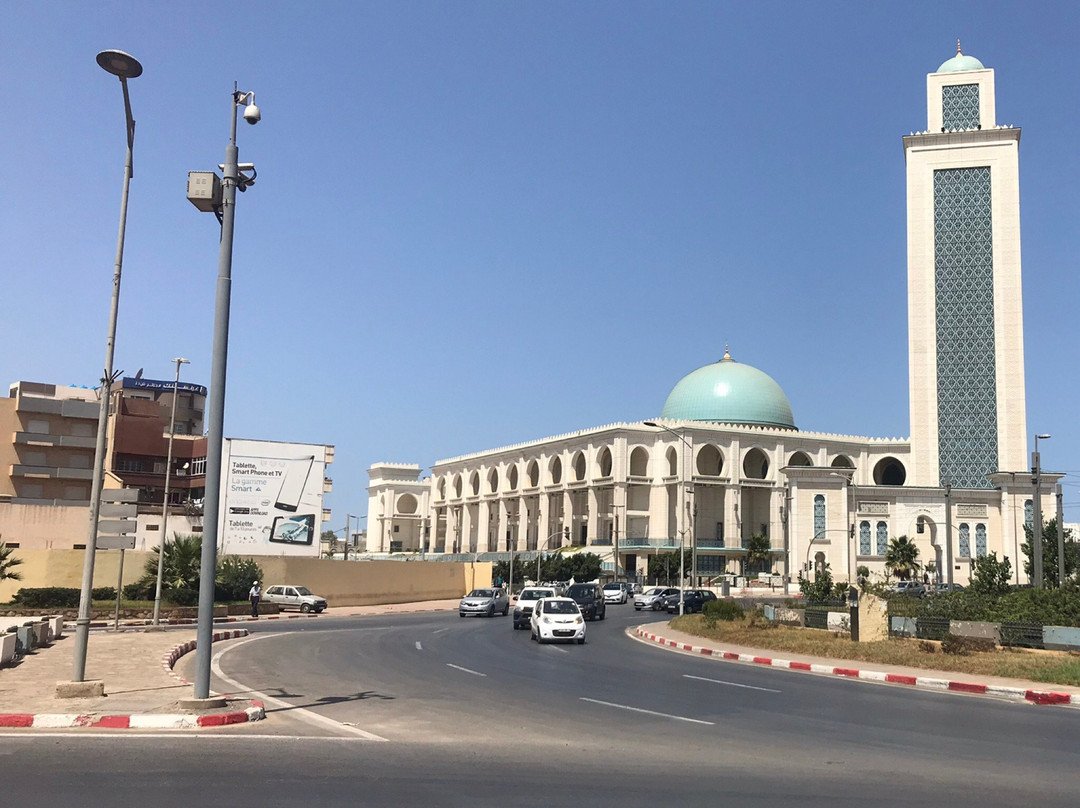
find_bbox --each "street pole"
[1031,434,1050,589]
[644,422,691,615]
[153,357,189,626]
[781,485,790,595]
[193,85,260,700]
[1057,483,1065,587]
[944,482,953,588]
[73,50,142,683]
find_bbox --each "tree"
[130,534,203,604]
[969,552,1012,596]
[216,556,264,601]
[743,533,773,575]
[0,540,23,582]
[1020,518,1079,588]
[884,535,920,581]
[648,549,690,585]
[799,562,835,602]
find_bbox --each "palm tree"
[743,533,773,576]
[0,540,24,582]
[885,535,920,581]
[141,533,202,594]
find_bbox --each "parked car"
[512,586,557,630]
[566,582,606,621]
[930,582,965,595]
[634,587,680,611]
[459,588,510,617]
[529,597,586,644]
[887,580,927,598]
[262,585,328,613]
[665,589,717,614]
[602,582,628,604]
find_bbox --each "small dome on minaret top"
[937,40,985,73]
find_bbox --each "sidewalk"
[0,599,459,729]
[634,621,1080,708]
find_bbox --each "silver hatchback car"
[459,588,510,617]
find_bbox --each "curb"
[633,626,1080,708]
[0,629,265,730]
[72,613,319,630]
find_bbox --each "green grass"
[670,614,1080,687]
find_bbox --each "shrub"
[917,640,937,654]
[941,633,996,656]
[216,556,264,602]
[124,580,154,601]
[10,587,81,608]
[91,587,117,601]
[702,598,744,626]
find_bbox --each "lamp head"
[1036,434,1051,440]
[96,50,143,79]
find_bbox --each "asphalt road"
[5,604,1080,807]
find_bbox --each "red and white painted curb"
[634,626,1080,708]
[0,629,265,729]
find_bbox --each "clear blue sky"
[3,2,1078,530]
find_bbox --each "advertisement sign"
[219,439,327,556]
[122,376,208,396]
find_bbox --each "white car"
[602,582,628,604]
[262,585,327,613]
[512,586,557,630]
[529,597,586,645]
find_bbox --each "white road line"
[415,641,423,651]
[446,663,487,677]
[579,697,714,725]
[683,674,781,693]
[210,633,387,741]
[432,628,449,635]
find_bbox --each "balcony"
[619,537,679,549]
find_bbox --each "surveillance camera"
[243,103,261,125]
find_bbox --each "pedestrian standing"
[249,580,261,618]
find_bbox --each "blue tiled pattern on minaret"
[934,167,998,489]
[942,84,980,130]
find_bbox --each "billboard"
[218,438,328,556]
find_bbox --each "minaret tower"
[904,43,1027,489]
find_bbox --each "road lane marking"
[432,628,449,634]
[446,663,487,677]
[415,641,423,651]
[683,674,781,693]
[579,697,714,725]
[211,634,387,741]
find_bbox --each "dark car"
[565,582,607,621]
[664,589,718,614]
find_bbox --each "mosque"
[366,46,1055,588]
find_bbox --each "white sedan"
[529,597,586,645]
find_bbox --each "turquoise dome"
[938,43,984,73]
[659,350,796,429]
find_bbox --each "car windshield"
[566,585,592,597]
[544,601,579,615]
[603,584,621,591]
[468,589,493,598]
[520,589,553,600]
[294,587,312,596]
[643,588,663,596]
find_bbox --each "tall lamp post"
[152,357,190,626]
[1032,433,1051,589]
[72,50,143,684]
[644,421,692,615]
[189,86,261,700]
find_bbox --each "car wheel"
[576,637,585,645]
[315,607,324,614]
[459,612,465,618]
[634,606,641,611]
[652,602,661,611]
[599,609,606,621]
[301,603,312,613]
[502,604,509,616]
[487,606,494,618]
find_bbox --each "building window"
[942,83,980,130]
[4,542,18,548]
[958,523,971,558]
[190,457,207,475]
[813,495,825,539]
[117,459,145,473]
[876,522,888,556]
[147,524,160,531]
[191,525,203,533]
[393,525,400,533]
[27,419,50,434]
[715,522,724,546]
[975,524,988,557]
[859,521,871,556]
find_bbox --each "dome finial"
[722,344,732,362]
[956,39,962,56]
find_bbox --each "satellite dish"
[135,368,144,379]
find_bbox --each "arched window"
[572,452,586,482]
[597,447,613,477]
[453,475,463,498]
[975,524,987,557]
[629,447,648,477]
[813,495,825,539]
[876,522,888,556]
[527,461,539,488]
[958,523,971,558]
[469,472,480,496]
[1024,500,1033,529]
[744,448,769,480]
[550,457,562,485]
[788,451,812,467]
[507,465,519,491]
[488,468,499,494]
[696,444,724,476]
[666,447,678,477]
[859,521,871,556]
[397,494,418,515]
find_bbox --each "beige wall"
[0,502,90,550]
[0,548,491,606]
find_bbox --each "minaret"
[904,44,1027,489]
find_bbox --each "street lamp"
[72,49,143,684]
[152,357,190,626]
[536,528,568,583]
[644,421,693,615]
[829,470,857,585]
[189,84,261,700]
[1032,433,1051,589]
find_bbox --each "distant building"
[367,47,1060,587]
